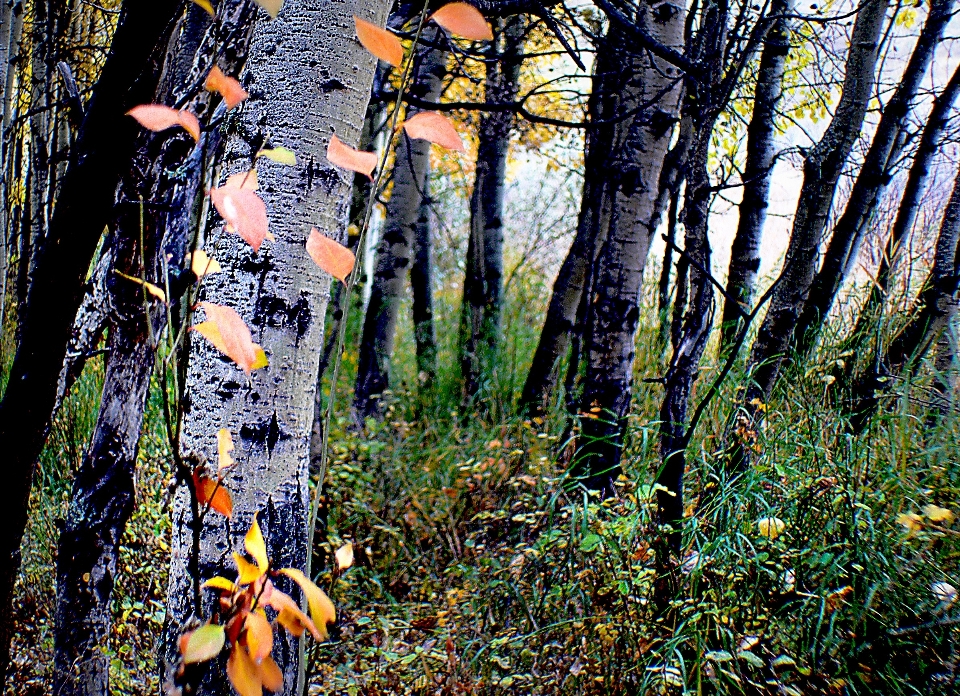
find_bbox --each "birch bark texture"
[354,31,446,420]
[745,0,890,403]
[163,0,390,691]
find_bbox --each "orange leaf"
[192,302,265,374]
[205,65,249,110]
[326,134,377,179]
[403,111,465,152]
[227,644,263,696]
[193,470,233,516]
[430,3,493,40]
[233,552,264,585]
[217,428,235,469]
[127,104,201,141]
[266,590,320,640]
[209,186,270,251]
[354,16,403,66]
[260,655,283,693]
[244,611,273,662]
[279,568,336,640]
[224,169,259,191]
[306,229,355,282]
[245,515,269,571]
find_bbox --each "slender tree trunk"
[52,4,254,691]
[411,163,437,394]
[0,0,184,683]
[354,31,445,420]
[163,0,389,692]
[656,185,681,351]
[745,0,890,405]
[460,17,524,403]
[720,0,791,350]
[930,307,959,420]
[794,0,955,355]
[571,4,684,489]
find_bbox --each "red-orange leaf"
[354,16,403,66]
[403,111,465,152]
[208,185,270,251]
[326,134,377,179]
[205,65,249,110]
[193,470,233,516]
[430,3,493,40]
[244,611,273,662]
[227,644,263,696]
[306,228,355,282]
[128,104,201,142]
[279,568,336,640]
[191,302,266,374]
[260,655,283,693]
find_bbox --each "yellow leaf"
[189,249,221,277]
[897,512,924,532]
[182,624,225,663]
[251,345,269,371]
[202,576,238,593]
[335,542,354,571]
[260,655,283,692]
[245,611,273,662]
[246,515,269,572]
[756,517,785,540]
[217,428,235,470]
[923,504,955,524]
[233,552,264,585]
[227,644,263,696]
[266,588,320,640]
[113,271,166,302]
[189,0,215,15]
[279,568,336,640]
[257,147,297,166]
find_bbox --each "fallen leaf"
[354,16,403,66]
[923,504,955,524]
[205,65,249,110]
[245,515,269,572]
[326,134,377,179]
[189,249,222,277]
[127,104,201,142]
[245,611,273,662]
[182,624,226,663]
[253,0,281,18]
[192,302,266,374]
[217,428,235,469]
[430,2,493,40]
[208,185,270,251]
[335,542,354,571]
[113,270,166,302]
[227,644,263,696]
[933,581,958,608]
[193,470,233,516]
[825,585,853,612]
[306,228,355,282]
[756,517,786,541]
[897,512,924,532]
[279,568,336,639]
[403,111,465,152]
[258,147,296,166]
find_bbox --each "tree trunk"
[745,0,890,404]
[571,4,684,489]
[848,161,960,432]
[354,31,445,421]
[411,163,437,395]
[720,0,791,351]
[794,0,955,356]
[460,17,524,404]
[52,3,254,691]
[163,0,389,692]
[0,0,184,683]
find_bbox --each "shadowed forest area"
[2,0,960,692]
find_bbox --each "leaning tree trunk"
[163,0,390,692]
[848,160,960,432]
[719,0,791,351]
[744,0,890,405]
[0,0,184,683]
[51,3,256,692]
[794,0,955,356]
[460,17,524,404]
[571,3,684,489]
[353,30,446,421]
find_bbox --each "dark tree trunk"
[0,0,184,682]
[794,0,955,356]
[720,0,791,351]
[571,5,685,489]
[745,0,890,405]
[657,185,681,351]
[460,17,524,404]
[411,164,437,394]
[354,31,445,420]
[848,161,960,432]
[51,3,255,691]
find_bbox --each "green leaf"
[772,655,798,670]
[705,650,734,663]
[737,650,765,669]
[258,146,297,166]
[183,624,226,663]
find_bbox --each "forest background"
[1,0,960,692]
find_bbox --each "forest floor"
[7,295,960,695]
